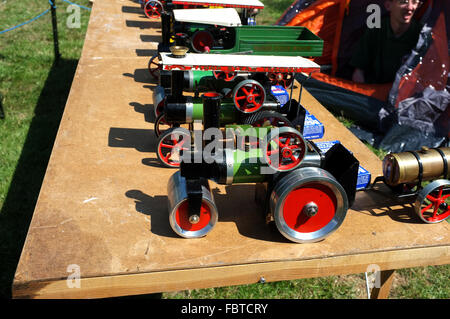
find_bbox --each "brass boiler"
[382,147,450,186]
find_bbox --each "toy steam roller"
[165,92,360,242]
[372,146,450,223]
[140,0,263,23]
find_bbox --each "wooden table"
[12,0,450,299]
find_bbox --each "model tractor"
[140,0,263,23]
[164,90,360,243]
[154,50,322,168]
[371,147,450,223]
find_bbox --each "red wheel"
[154,112,173,137]
[156,127,190,168]
[271,167,348,243]
[263,127,306,172]
[213,70,236,82]
[232,79,266,114]
[415,180,450,223]
[144,0,164,19]
[268,72,294,89]
[148,54,162,80]
[175,201,213,232]
[168,172,218,238]
[191,30,214,53]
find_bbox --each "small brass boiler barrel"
[382,147,450,186]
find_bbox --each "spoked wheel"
[263,126,306,172]
[148,54,162,80]
[213,70,237,82]
[154,112,174,137]
[168,172,218,238]
[232,79,266,114]
[191,30,214,53]
[245,110,293,128]
[267,72,294,89]
[153,87,166,119]
[239,111,293,150]
[144,0,164,19]
[270,167,349,243]
[156,127,190,168]
[154,112,193,138]
[414,180,450,223]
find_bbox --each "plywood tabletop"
[12,0,450,299]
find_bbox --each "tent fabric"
[389,4,449,108]
[297,73,387,131]
[283,0,349,67]
[310,72,392,101]
[283,0,449,151]
[397,86,450,135]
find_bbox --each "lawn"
[0,0,448,299]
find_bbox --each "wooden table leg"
[369,269,395,299]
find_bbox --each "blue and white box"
[271,85,289,107]
[270,85,325,140]
[314,140,371,190]
[303,111,325,140]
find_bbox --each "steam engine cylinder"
[383,147,450,186]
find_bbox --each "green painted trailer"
[207,25,324,57]
[180,24,323,57]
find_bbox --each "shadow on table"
[140,34,162,43]
[352,185,423,224]
[125,184,289,243]
[108,127,157,153]
[122,5,146,16]
[129,101,155,123]
[0,59,79,298]
[123,69,157,84]
[126,20,161,30]
[125,190,175,238]
[211,185,290,243]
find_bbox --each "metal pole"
[50,0,61,64]
[0,93,4,119]
[297,72,312,118]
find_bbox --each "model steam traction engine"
[375,147,450,224]
[140,0,263,23]
[156,50,362,243]
[147,5,323,81]
[155,49,322,167]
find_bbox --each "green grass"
[0,0,92,298]
[256,0,294,25]
[0,0,448,300]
